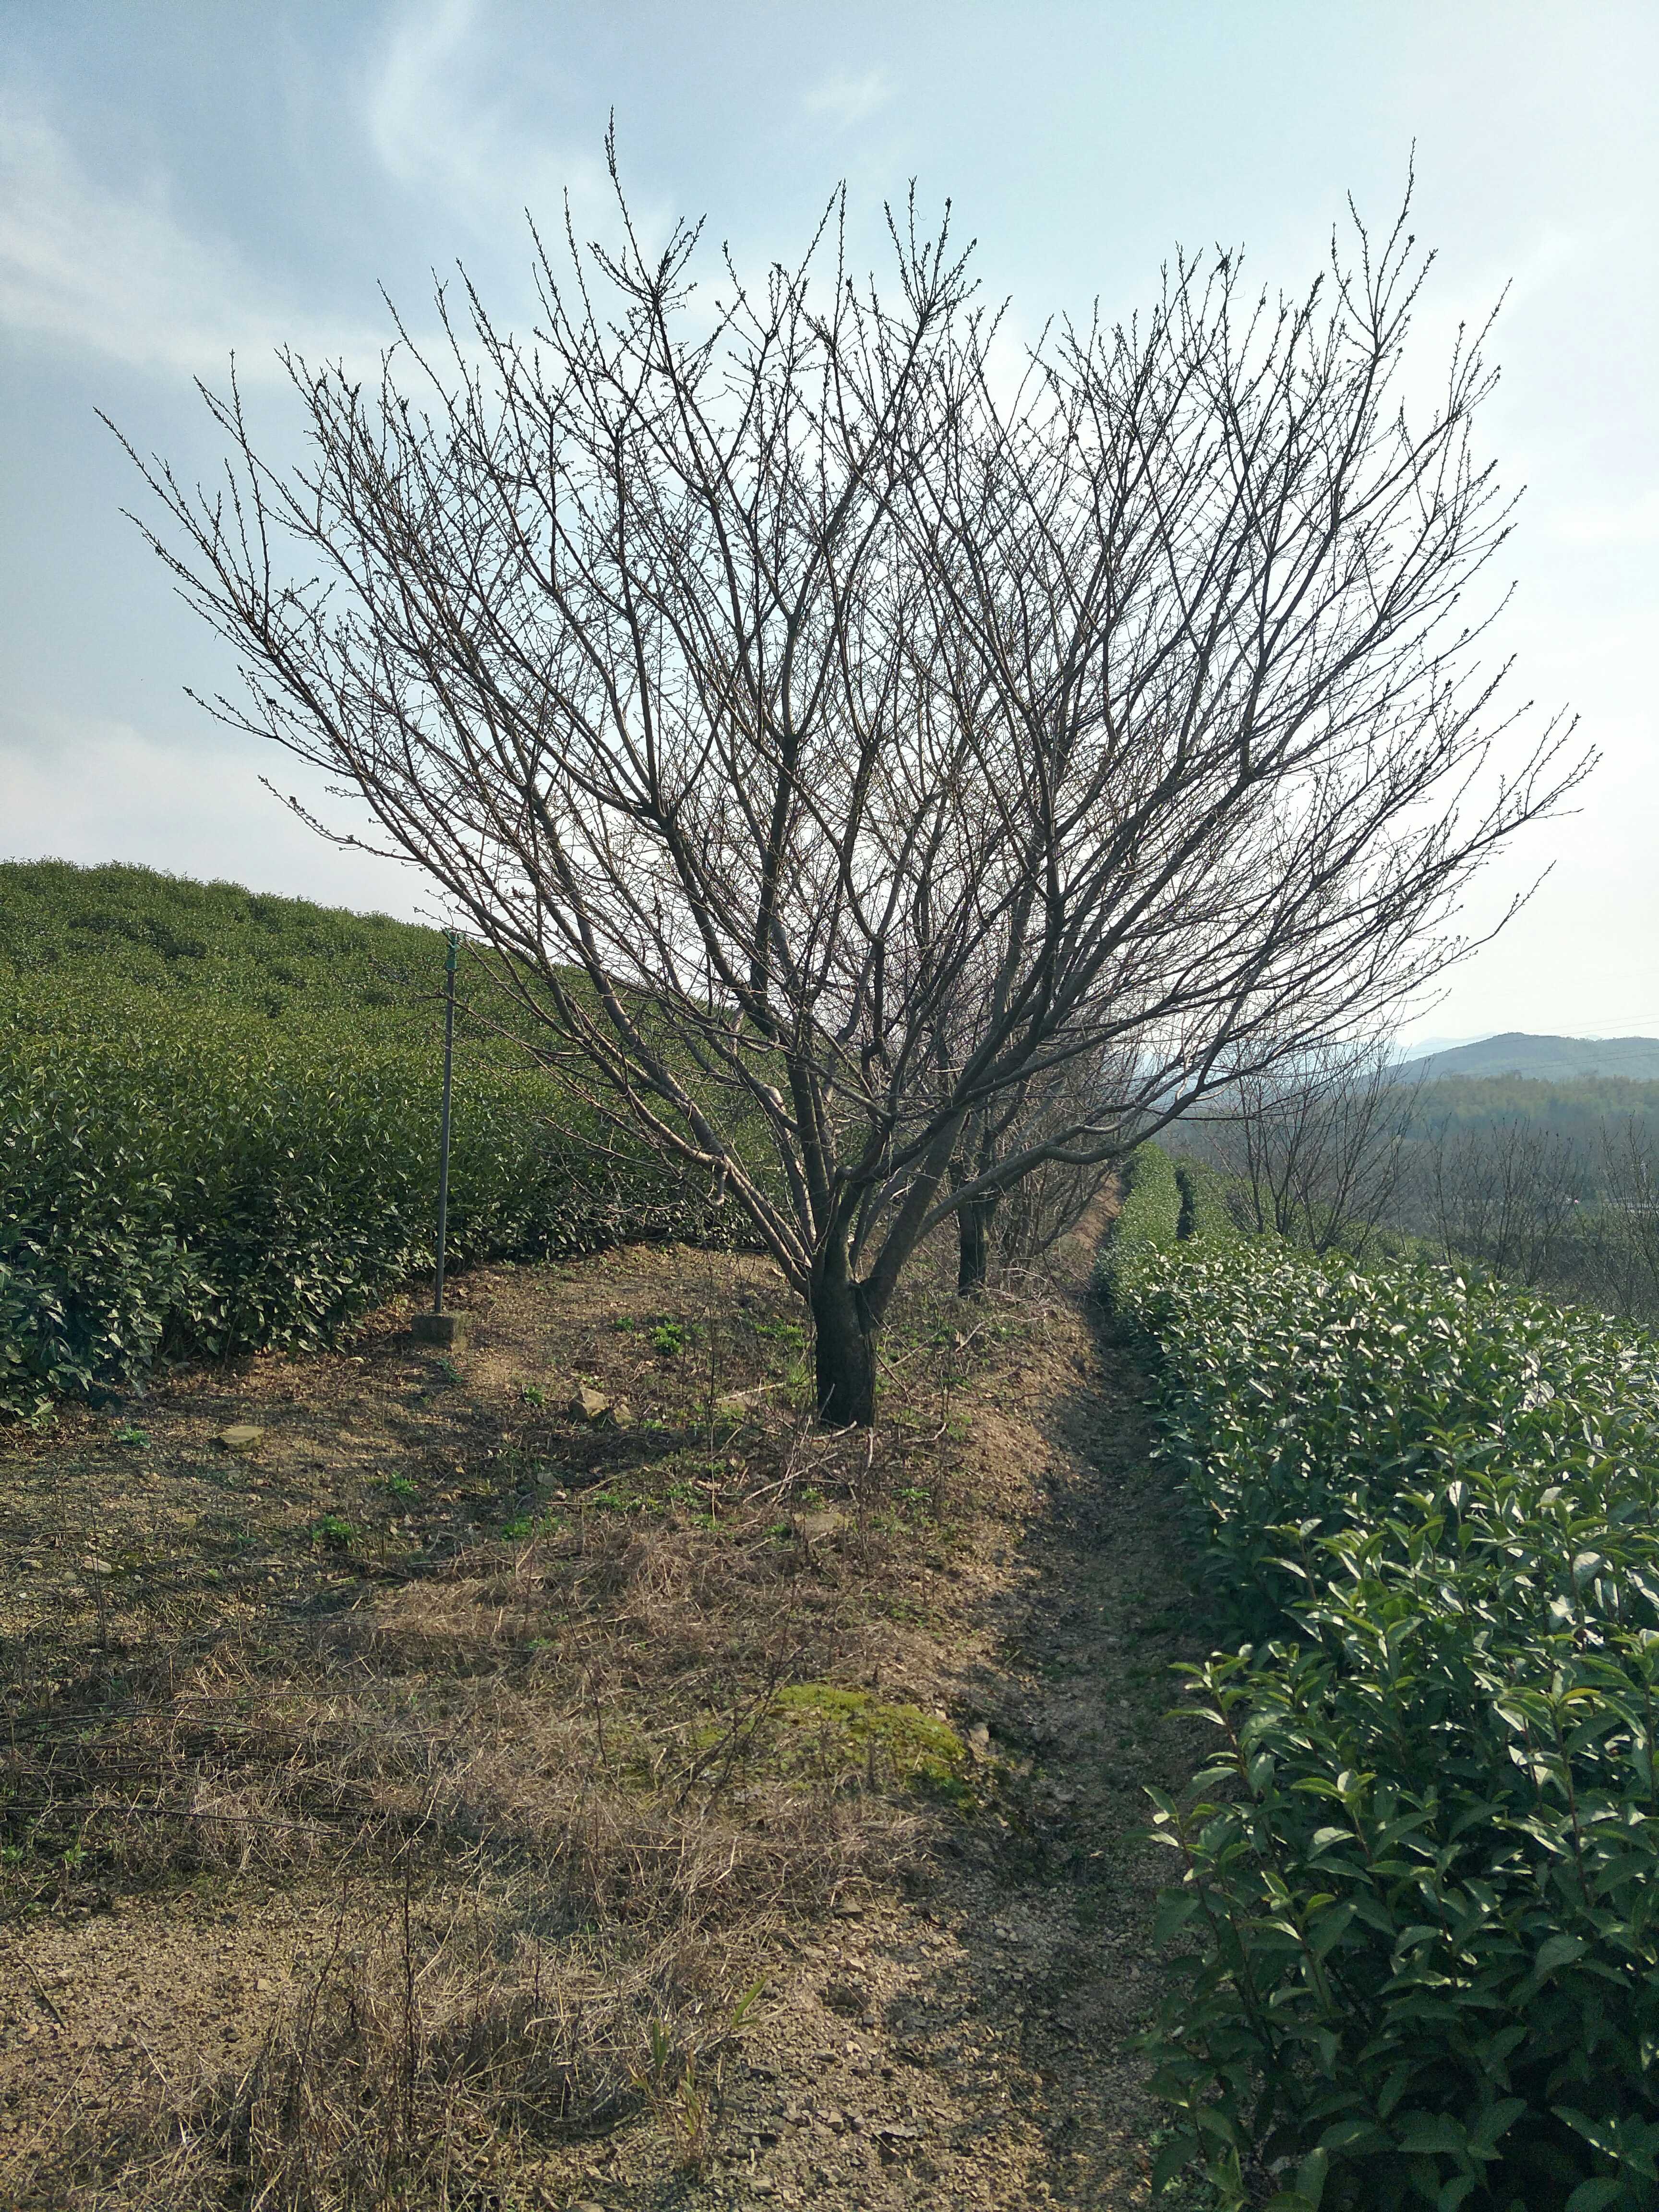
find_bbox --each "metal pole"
[433,931,458,1315]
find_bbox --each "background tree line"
[1178,1050,1659,1322]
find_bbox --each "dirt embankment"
[0,1238,1204,2209]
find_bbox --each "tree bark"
[810,1241,878,1426]
[956,1191,998,1295]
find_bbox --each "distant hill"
[1403,1032,1659,1082]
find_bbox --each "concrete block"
[412,1310,471,1348]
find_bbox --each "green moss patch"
[769,1683,969,1800]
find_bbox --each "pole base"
[412,1311,471,1349]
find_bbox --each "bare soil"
[0,1235,1206,2209]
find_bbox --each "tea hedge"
[1174,1156,1240,1247]
[0,865,732,1419]
[1111,1242,1659,2212]
[1094,1142,1184,1298]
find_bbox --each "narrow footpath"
[558,1291,1208,2212]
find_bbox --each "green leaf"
[1295,2145,1330,2205]
[1309,1901,1358,1959]
[1467,2099,1527,2157]
[1154,1890,1204,1943]
[1564,2181,1624,2212]
[1554,2108,1622,2160]
[1394,2113,1468,2157]
[1149,2129,1199,2194]
[1534,1933,1586,1975]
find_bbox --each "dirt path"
[588,1304,1207,2211]
[0,1248,1204,2210]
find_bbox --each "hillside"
[1403,1029,1659,1081]
[1395,1070,1659,1139]
[0,857,444,1027]
[0,859,723,1419]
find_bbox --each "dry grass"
[1,1239,1059,2208]
[49,1882,761,2210]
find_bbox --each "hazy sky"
[2,1,1654,1046]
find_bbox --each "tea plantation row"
[1100,1149,1659,2212]
[0,863,721,1419]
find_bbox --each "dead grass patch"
[1,1239,1066,2206]
[32,1882,749,2210]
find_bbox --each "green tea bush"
[0,865,729,1419]
[1094,1142,1184,1299]
[1115,1243,1659,2211]
[1175,1156,1240,1247]
[0,858,447,1019]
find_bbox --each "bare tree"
[114,160,1583,1423]
[951,1047,1136,1293]
[1422,1115,1587,1283]
[1598,1119,1659,1308]
[1559,1117,1659,1319]
[1196,1040,1420,1253]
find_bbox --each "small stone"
[80,1556,115,1575]
[570,1385,612,1424]
[217,1425,264,1453]
[798,1508,846,1545]
[713,1390,753,1423]
[965,1722,991,1759]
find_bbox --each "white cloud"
[365,0,608,241]
[802,70,893,131]
[1546,488,1659,548]
[0,104,371,377]
[0,710,429,919]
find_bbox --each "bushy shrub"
[1118,1244,1659,2211]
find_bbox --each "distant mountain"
[1399,1034,1484,1059]
[1402,1032,1659,1082]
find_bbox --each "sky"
[1,0,1654,1048]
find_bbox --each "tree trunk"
[956,1191,999,1295]
[810,1243,878,1426]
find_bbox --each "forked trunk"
[810,1243,878,1426]
[955,1191,999,1295]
